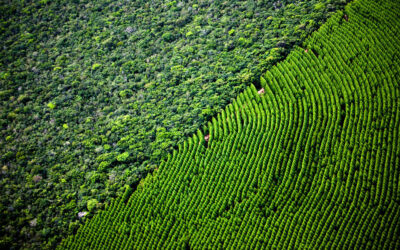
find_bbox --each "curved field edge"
[59,0,400,248]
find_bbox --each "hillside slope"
[59,0,400,248]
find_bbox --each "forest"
[3,0,399,249]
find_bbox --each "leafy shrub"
[117,152,129,162]
[86,199,98,212]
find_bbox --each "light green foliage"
[118,89,133,98]
[60,0,400,248]
[98,161,110,171]
[47,102,56,109]
[238,37,252,47]
[86,199,98,212]
[91,63,101,70]
[185,31,194,37]
[314,2,326,10]
[116,152,129,162]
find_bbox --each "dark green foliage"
[0,0,348,248]
[60,0,400,248]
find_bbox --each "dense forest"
[60,0,400,248]
[0,0,351,248]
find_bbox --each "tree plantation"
[60,0,400,248]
